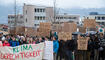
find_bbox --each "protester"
[0,32,5,43]
[9,36,19,47]
[3,39,10,46]
[19,36,27,45]
[45,36,49,41]
[28,37,33,44]
[52,36,59,60]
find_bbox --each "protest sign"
[0,43,44,60]
[77,37,88,50]
[38,22,51,37]
[58,32,72,41]
[43,41,53,60]
[83,19,96,29]
[62,22,77,33]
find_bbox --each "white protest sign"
[43,41,53,60]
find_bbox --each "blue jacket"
[10,40,19,47]
[53,40,59,54]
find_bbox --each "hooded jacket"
[53,40,59,54]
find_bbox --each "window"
[98,17,101,20]
[42,9,45,12]
[20,16,23,18]
[102,17,105,20]
[8,16,10,19]
[35,9,37,12]
[26,18,27,22]
[40,9,42,12]
[43,17,45,20]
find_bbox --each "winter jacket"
[53,40,59,54]
[9,40,19,47]
[3,42,10,46]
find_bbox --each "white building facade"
[83,12,105,26]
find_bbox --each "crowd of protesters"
[0,31,105,60]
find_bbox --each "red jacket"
[3,42,10,46]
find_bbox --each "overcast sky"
[0,0,105,8]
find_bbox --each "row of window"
[95,17,105,20]
[35,8,45,12]
[35,16,45,20]
[56,17,77,19]
[8,16,23,19]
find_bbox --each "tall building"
[83,12,105,26]
[8,14,24,28]
[23,4,54,28]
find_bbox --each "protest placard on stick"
[77,37,89,50]
[58,32,72,41]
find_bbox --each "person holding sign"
[52,36,59,60]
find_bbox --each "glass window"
[102,17,105,20]
[98,17,101,20]
[35,9,37,12]
[26,18,27,22]
[37,17,40,20]
[37,9,39,12]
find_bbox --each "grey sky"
[0,0,105,8]
[0,0,105,24]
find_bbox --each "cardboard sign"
[43,41,53,60]
[83,19,96,29]
[58,32,72,41]
[62,22,77,33]
[77,37,88,50]
[0,43,44,60]
[38,22,51,37]
[100,39,105,47]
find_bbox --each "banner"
[43,41,53,60]
[0,43,44,60]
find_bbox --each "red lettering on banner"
[15,54,19,59]
[37,50,41,56]
[29,52,33,57]
[8,54,14,59]
[20,52,24,59]
[0,50,42,60]
[33,51,36,57]
[24,52,30,58]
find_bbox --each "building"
[83,12,105,26]
[23,4,54,28]
[56,13,80,24]
[8,14,24,28]
[23,4,80,28]
[8,4,80,29]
